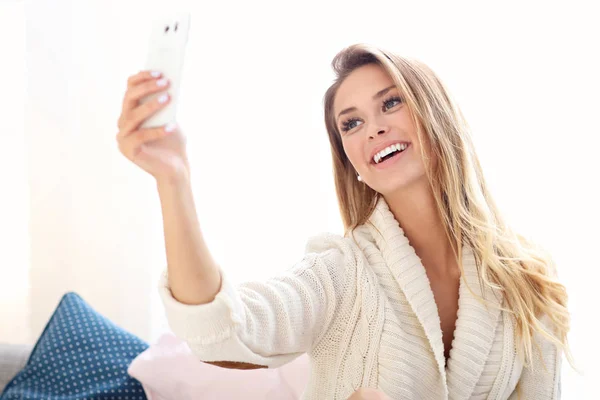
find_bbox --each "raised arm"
[117,70,222,306]
[159,234,357,367]
[116,70,358,367]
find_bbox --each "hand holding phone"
[141,13,190,129]
[116,13,191,183]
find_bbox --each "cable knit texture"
[159,198,561,399]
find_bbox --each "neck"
[383,180,456,275]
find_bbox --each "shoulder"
[285,232,363,279]
[305,232,358,254]
[305,232,362,264]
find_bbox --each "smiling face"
[333,63,427,196]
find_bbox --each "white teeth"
[373,143,408,164]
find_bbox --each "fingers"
[117,124,177,160]
[127,70,161,89]
[120,92,171,134]
[118,70,171,130]
[122,75,171,114]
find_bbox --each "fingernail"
[165,122,177,133]
[156,78,168,87]
[150,71,161,78]
[158,94,169,104]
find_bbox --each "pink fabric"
[127,333,310,400]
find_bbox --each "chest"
[428,274,460,361]
[336,236,520,399]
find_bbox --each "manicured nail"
[150,71,161,78]
[165,122,177,133]
[158,94,169,104]
[156,78,168,87]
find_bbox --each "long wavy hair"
[323,44,572,368]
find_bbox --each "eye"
[341,118,362,133]
[383,96,403,111]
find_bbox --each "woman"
[116,44,571,399]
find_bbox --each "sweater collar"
[365,197,503,399]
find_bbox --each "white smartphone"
[141,13,190,128]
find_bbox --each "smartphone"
[141,13,190,129]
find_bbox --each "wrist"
[155,169,191,193]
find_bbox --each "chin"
[370,172,427,196]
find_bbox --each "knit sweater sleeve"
[509,316,563,399]
[158,233,356,368]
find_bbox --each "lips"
[369,141,411,164]
[369,142,411,171]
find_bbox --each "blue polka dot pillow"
[0,292,149,399]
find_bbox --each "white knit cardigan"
[159,198,562,399]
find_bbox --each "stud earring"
[357,175,363,182]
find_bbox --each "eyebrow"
[336,85,397,121]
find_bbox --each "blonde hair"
[323,44,572,368]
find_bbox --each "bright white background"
[1,0,598,397]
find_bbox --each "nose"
[369,122,389,139]
[368,113,391,139]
